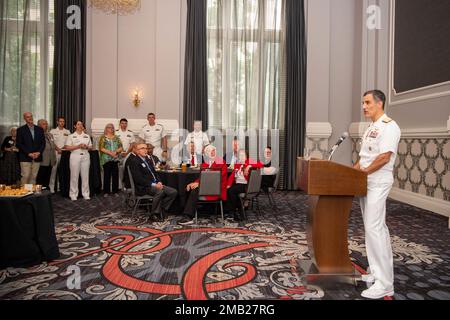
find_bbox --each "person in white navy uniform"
[184,121,210,156]
[65,121,93,201]
[49,117,71,193]
[354,90,401,299]
[139,113,167,159]
[116,118,135,189]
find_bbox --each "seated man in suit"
[184,142,203,166]
[179,145,227,225]
[129,143,178,220]
[146,144,161,168]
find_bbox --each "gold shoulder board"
[383,117,393,123]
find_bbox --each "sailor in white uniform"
[65,121,93,201]
[49,117,71,193]
[116,118,135,189]
[354,90,401,299]
[139,113,167,159]
[184,121,210,155]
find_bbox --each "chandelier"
[88,0,141,15]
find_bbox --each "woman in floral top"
[99,124,123,197]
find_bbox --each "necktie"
[191,155,195,165]
[142,159,157,182]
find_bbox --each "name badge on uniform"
[368,130,379,139]
[127,135,132,138]
[156,129,161,132]
[64,133,69,137]
[146,130,150,133]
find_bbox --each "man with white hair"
[16,112,46,184]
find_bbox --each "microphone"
[328,132,349,161]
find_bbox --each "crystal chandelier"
[88,0,141,15]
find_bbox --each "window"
[0,0,55,131]
[207,0,285,130]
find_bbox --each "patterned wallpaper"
[352,138,450,202]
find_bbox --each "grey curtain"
[0,0,42,138]
[53,0,86,130]
[283,0,307,190]
[183,0,208,132]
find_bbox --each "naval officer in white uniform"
[139,113,167,159]
[184,121,210,155]
[49,117,71,193]
[354,90,401,299]
[65,121,93,201]
[116,118,135,189]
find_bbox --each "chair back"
[127,166,137,197]
[246,169,262,196]
[273,169,280,190]
[198,170,222,197]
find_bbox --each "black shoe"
[150,214,163,222]
[233,213,243,222]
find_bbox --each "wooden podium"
[297,158,367,277]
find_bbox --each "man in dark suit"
[129,143,177,219]
[16,112,46,184]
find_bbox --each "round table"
[59,150,102,198]
[0,192,60,269]
[157,169,201,214]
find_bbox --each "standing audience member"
[65,121,93,201]
[116,118,135,189]
[184,121,210,156]
[226,150,264,221]
[99,123,123,197]
[16,112,46,185]
[147,144,161,168]
[49,117,70,193]
[36,119,57,189]
[0,127,21,185]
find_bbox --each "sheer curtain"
[207,0,286,130]
[0,0,54,138]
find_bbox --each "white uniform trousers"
[69,153,91,200]
[49,152,62,193]
[360,179,394,291]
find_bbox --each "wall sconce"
[132,89,141,107]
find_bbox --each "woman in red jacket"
[179,145,228,225]
[226,149,264,221]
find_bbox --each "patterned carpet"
[0,192,449,300]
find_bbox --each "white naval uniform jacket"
[359,114,401,184]
[116,129,135,152]
[66,132,93,156]
[139,124,166,148]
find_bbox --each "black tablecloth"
[59,150,102,198]
[158,170,200,213]
[0,192,60,269]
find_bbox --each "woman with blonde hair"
[99,123,123,197]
